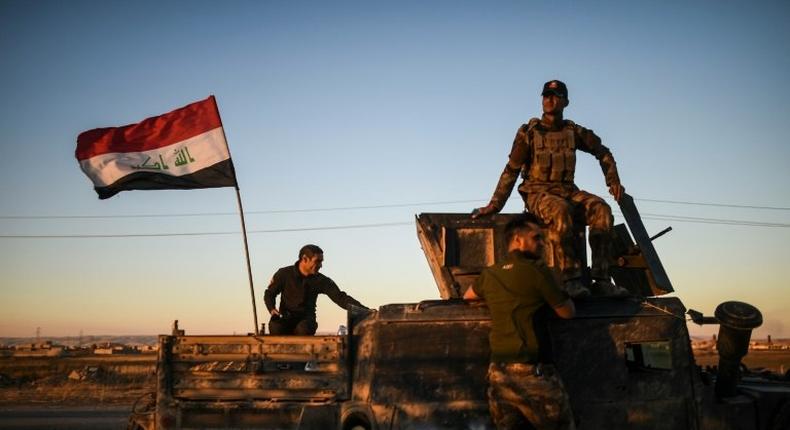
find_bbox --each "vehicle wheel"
[342,412,371,430]
[126,419,146,430]
[771,401,790,430]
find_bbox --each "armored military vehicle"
[128,203,790,429]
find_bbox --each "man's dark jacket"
[263,263,364,318]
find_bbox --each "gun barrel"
[649,226,672,242]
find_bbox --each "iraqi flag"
[76,96,238,199]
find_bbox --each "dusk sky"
[1,1,788,339]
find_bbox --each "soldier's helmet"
[541,80,568,98]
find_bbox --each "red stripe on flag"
[76,96,222,160]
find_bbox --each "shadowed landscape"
[0,337,788,429]
[0,355,155,407]
[1,337,788,408]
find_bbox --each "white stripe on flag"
[79,127,229,187]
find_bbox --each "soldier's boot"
[564,279,591,299]
[591,278,630,297]
[589,228,614,281]
[588,228,628,297]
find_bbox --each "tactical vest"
[525,125,576,183]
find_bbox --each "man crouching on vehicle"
[464,214,576,429]
[264,244,368,335]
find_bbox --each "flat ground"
[0,355,155,407]
[693,349,790,374]
[0,406,130,430]
[0,350,788,408]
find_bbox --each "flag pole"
[212,96,260,336]
[234,187,260,335]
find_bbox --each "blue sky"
[1,0,788,338]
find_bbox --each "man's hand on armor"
[609,184,625,202]
[347,303,374,317]
[471,204,497,219]
[270,309,281,317]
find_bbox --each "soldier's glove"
[609,183,625,202]
[348,303,373,316]
[471,204,497,219]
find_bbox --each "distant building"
[13,341,66,357]
[64,345,92,357]
[749,336,790,351]
[691,339,716,351]
[134,344,158,353]
[750,341,770,351]
[94,343,138,355]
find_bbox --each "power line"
[0,200,481,220]
[622,212,790,228]
[1,213,788,240]
[1,196,788,220]
[0,221,412,239]
[1,197,788,239]
[629,198,790,211]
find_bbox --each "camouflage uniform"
[472,252,576,429]
[488,362,575,430]
[485,117,621,281]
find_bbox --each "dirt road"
[0,406,130,429]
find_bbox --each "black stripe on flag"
[94,159,238,199]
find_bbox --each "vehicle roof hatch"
[416,210,674,299]
[416,213,523,299]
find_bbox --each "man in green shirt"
[464,213,576,429]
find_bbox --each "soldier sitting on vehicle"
[263,244,369,335]
[472,79,628,298]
